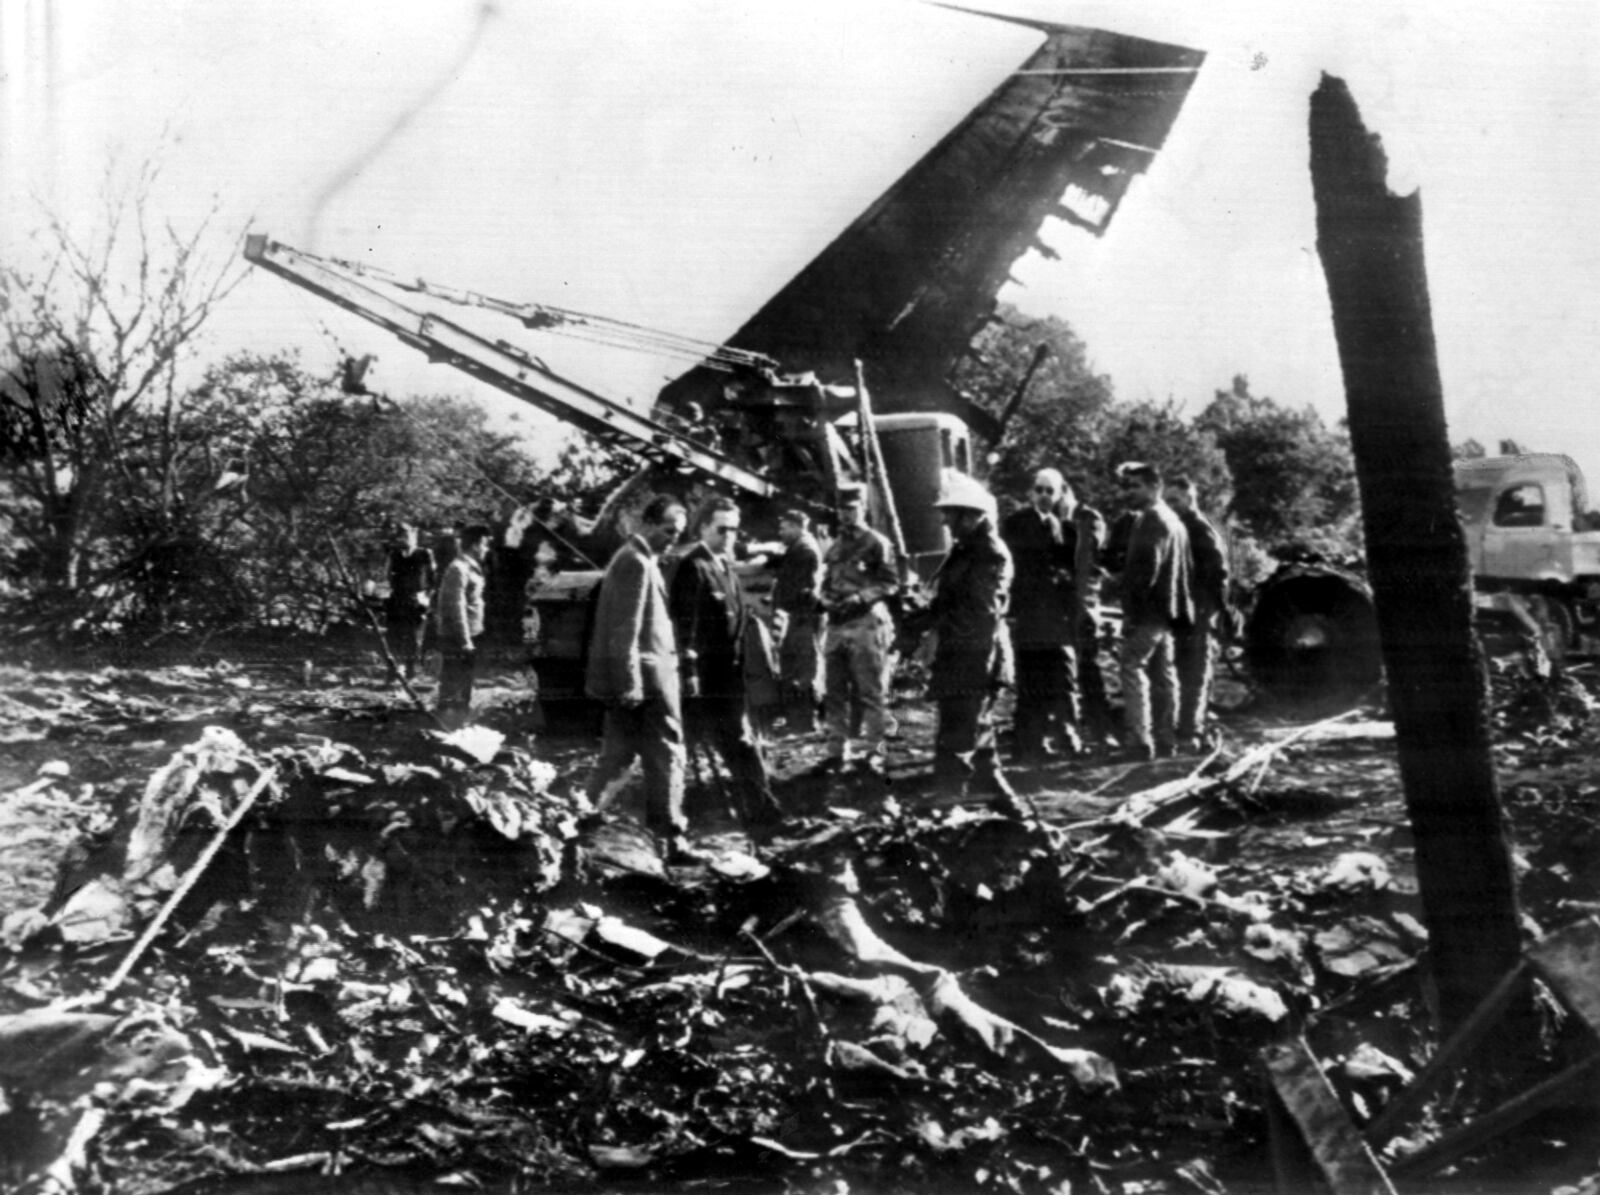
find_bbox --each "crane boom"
[242,235,779,499]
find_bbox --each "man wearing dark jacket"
[926,472,1017,807]
[385,523,436,679]
[1111,463,1193,761]
[669,497,784,831]
[1167,476,1229,750]
[585,496,691,857]
[1001,468,1081,762]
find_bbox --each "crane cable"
[287,244,777,373]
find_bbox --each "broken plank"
[1263,1038,1397,1195]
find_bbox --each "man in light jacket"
[585,496,692,859]
[435,524,490,727]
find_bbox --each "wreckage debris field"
[2,654,1599,1194]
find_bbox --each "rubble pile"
[0,667,1597,1193]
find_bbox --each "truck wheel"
[1522,593,1574,663]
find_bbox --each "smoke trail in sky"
[304,2,498,251]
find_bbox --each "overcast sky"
[4,0,1597,477]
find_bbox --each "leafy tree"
[137,351,547,629]
[1093,399,1232,520]
[950,305,1116,506]
[1195,375,1356,547]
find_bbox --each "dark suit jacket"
[1000,506,1073,648]
[668,542,748,699]
[585,535,680,706]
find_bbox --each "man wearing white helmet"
[926,470,1020,810]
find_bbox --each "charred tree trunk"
[1308,75,1521,1032]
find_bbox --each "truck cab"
[872,412,972,578]
[1454,453,1600,657]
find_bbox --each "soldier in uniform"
[1166,476,1230,751]
[925,472,1019,808]
[771,509,825,733]
[819,485,900,773]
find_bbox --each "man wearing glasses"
[1000,468,1084,763]
[669,496,785,833]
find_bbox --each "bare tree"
[0,159,244,604]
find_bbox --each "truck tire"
[1521,592,1575,663]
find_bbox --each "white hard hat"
[932,469,996,520]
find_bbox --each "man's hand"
[827,596,865,622]
[771,610,790,641]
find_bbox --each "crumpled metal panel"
[656,14,1203,423]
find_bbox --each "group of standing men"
[584,495,784,863]
[384,521,494,728]
[1109,465,1231,759]
[392,460,1232,858]
[1003,462,1230,764]
[582,476,1031,857]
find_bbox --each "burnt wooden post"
[1308,75,1522,1031]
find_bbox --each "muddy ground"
[1,644,1598,1194]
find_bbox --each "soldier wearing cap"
[819,484,900,772]
[771,509,825,733]
[926,471,1019,808]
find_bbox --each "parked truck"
[1455,453,1600,660]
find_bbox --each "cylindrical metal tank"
[1243,562,1382,704]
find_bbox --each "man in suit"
[585,496,692,859]
[385,522,436,680]
[669,496,785,832]
[1000,468,1082,763]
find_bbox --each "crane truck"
[241,16,1206,710]
[241,236,969,705]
